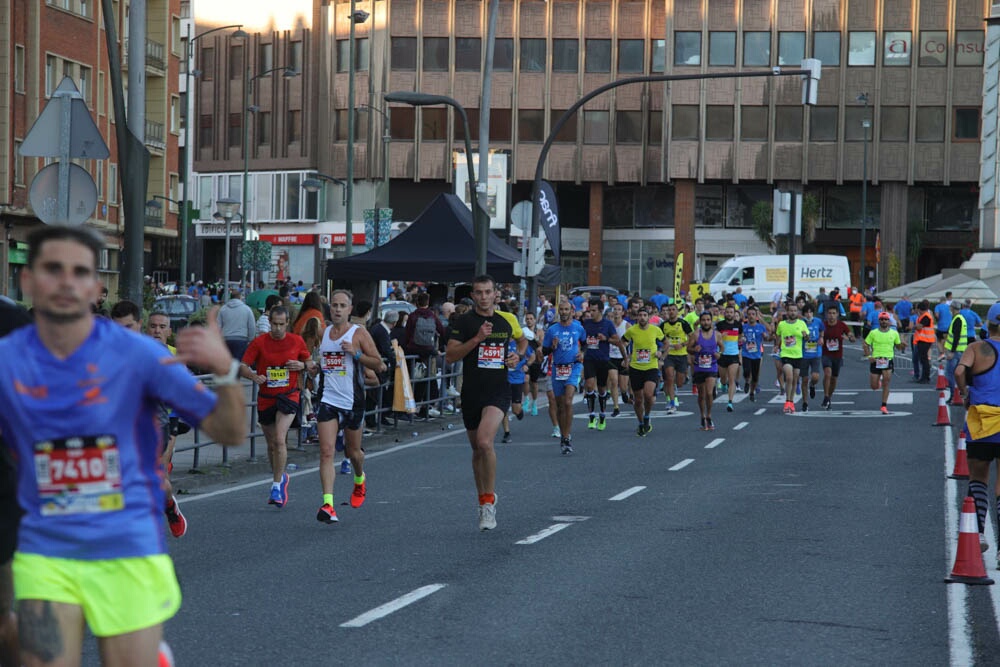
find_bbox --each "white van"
[707,254,851,303]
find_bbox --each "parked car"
[568,286,620,297]
[152,295,201,332]
[377,300,415,323]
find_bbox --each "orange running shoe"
[350,477,367,508]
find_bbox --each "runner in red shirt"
[820,307,855,409]
[240,306,314,507]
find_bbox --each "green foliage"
[887,253,902,289]
[751,194,820,254]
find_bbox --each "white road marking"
[340,584,447,628]
[944,427,973,666]
[608,487,646,501]
[887,392,913,405]
[792,410,911,418]
[552,515,591,522]
[754,408,766,416]
[669,458,695,471]
[517,523,572,545]
[768,394,801,405]
[733,422,749,431]
[705,438,725,449]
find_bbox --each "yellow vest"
[945,314,968,353]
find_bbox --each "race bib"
[322,351,347,375]
[804,341,818,352]
[478,343,505,369]
[33,435,124,516]
[745,342,757,353]
[875,357,890,370]
[698,354,714,369]
[783,335,797,349]
[586,336,600,349]
[555,364,573,381]
[826,339,840,352]
[266,366,290,388]
[636,349,651,364]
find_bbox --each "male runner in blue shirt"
[543,301,586,454]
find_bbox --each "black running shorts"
[583,359,610,386]
[461,387,511,432]
[629,368,660,392]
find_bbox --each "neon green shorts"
[12,552,181,637]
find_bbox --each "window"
[493,38,514,71]
[520,39,546,72]
[78,66,90,103]
[848,32,876,66]
[616,111,643,143]
[709,32,736,66]
[648,110,663,144]
[452,108,479,140]
[706,106,733,140]
[956,31,985,67]
[45,55,57,97]
[390,107,415,140]
[741,106,768,140]
[775,106,803,141]
[926,187,977,230]
[618,39,644,73]
[199,114,213,148]
[288,110,302,144]
[551,110,578,142]
[552,40,579,72]
[695,185,724,227]
[109,164,118,203]
[916,107,945,142]
[726,185,771,228]
[172,17,182,55]
[285,172,301,220]
[518,109,545,142]
[880,107,909,142]
[809,107,838,141]
[954,108,981,140]
[289,41,303,72]
[259,43,273,73]
[201,47,215,80]
[778,32,805,66]
[97,71,104,114]
[337,38,369,72]
[825,185,880,229]
[392,37,417,70]
[14,45,24,92]
[170,96,180,133]
[455,38,481,71]
[883,32,911,67]
[814,32,840,66]
[489,108,512,141]
[743,32,770,67]
[651,39,665,72]
[334,110,366,141]
[230,45,243,79]
[583,111,609,144]
[919,31,948,67]
[844,106,872,141]
[168,175,180,211]
[95,161,103,200]
[257,111,271,144]
[422,108,447,140]
[228,113,242,148]
[586,39,612,73]
[13,139,24,185]
[675,32,701,66]
[672,105,700,140]
[423,37,449,71]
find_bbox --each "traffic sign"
[318,233,333,249]
[510,201,532,235]
[28,163,97,225]
[21,77,109,159]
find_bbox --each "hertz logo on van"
[800,267,834,279]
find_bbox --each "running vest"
[946,314,968,353]
[319,324,365,411]
[694,329,719,374]
[967,340,1000,443]
[661,318,692,356]
[914,312,936,344]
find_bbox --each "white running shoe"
[551,426,561,438]
[478,496,497,531]
[447,385,461,398]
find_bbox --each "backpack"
[413,313,438,349]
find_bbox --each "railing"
[145,119,166,151]
[144,209,164,228]
[146,39,166,73]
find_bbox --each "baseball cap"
[878,312,891,321]
[988,302,1000,325]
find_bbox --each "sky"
[198,0,313,33]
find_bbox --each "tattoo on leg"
[17,600,64,662]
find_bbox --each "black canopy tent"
[325,193,560,285]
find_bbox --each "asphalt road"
[77,348,1000,665]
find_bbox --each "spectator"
[893,294,913,334]
[405,292,448,419]
[217,289,256,360]
[390,311,408,346]
[649,286,669,310]
[257,294,282,335]
[293,291,326,338]
[367,309,396,427]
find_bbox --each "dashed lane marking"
[669,458,695,471]
[340,584,447,628]
[517,523,573,545]
[609,487,646,501]
[754,408,766,416]
[733,422,749,431]
[705,438,725,449]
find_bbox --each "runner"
[0,225,247,666]
[689,311,722,430]
[775,303,809,414]
[660,302,693,414]
[715,305,742,412]
[239,306,313,508]
[820,306,855,409]
[622,306,664,436]
[799,303,824,412]
[739,305,769,402]
[314,290,386,523]
[582,299,619,431]
[542,301,586,454]
[607,302,628,415]
[500,337,533,443]
[863,311,905,414]
[523,312,542,415]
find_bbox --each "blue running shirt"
[543,321,587,366]
[741,323,767,360]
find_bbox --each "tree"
[751,194,821,254]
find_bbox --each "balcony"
[144,206,165,228]
[146,39,166,76]
[145,120,166,152]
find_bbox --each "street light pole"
[345,6,369,257]
[216,198,241,288]
[859,92,870,293]
[359,103,391,246]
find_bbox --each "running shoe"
[825,399,833,411]
[643,422,653,435]
[801,403,809,413]
[672,397,681,408]
[165,496,187,538]
[447,385,461,398]
[588,416,597,430]
[666,405,677,415]
[774,379,781,389]
[340,459,352,475]
[809,384,816,399]
[699,418,707,431]
[821,396,830,409]
[268,486,282,506]
[612,407,621,417]
[795,385,801,395]
[551,426,561,438]
[748,392,756,403]
[316,504,339,523]
[636,424,646,437]
[720,382,728,394]
[706,418,715,431]
[783,401,794,414]
[501,432,512,443]
[515,409,524,421]
[693,385,699,396]
[479,500,497,531]
[597,415,607,431]
[743,381,750,394]
[561,439,574,455]
[531,401,538,416]
[981,533,990,553]
[726,402,734,413]
[278,473,289,506]
[350,477,367,508]
[880,405,889,415]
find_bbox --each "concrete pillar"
[675,180,695,286]
[880,182,908,290]
[588,182,603,285]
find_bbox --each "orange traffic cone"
[934,390,951,426]
[945,497,994,584]
[949,431,970,480]
[936,363,949,390]
[951,386,965,407]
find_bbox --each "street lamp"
[345,6,370,257]
[384,91,487,275]
[183,23,247,286]
[303,173,348,205]
[358,103,391,247]
[216,198,241,289]
[858,92,870,293]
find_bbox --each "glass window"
[825,185,880,229]
[634,186,674,227]
[201,47,215,80]
[518,109,545,142]
[229,45,243,79]
[844,106,872,142]
[285,172,301,220]
[392,37,417,70]
[956,30,985,67]
[494,38,514,71]
[14,44,25,92]
[199,114,212,148]
[675,32,701,66]
[954,108,980,140]
[651,39,665,72]
[289,41,303,72]
[848,31,876,66]
[616,111,643,143]
[709,32,736,66]
[926,187,977,230]
[455,38,481,71]
[390,106,415,140]
[604,188,636,228]
[422,108,448,140]
[253,174,272,222]
[452,108,480,141]
[586,39,612,73]
[706,106,733,140]
[741,106,768,140]
[649,110,663,144]
[423,37,449,72]
[228,113,241,148]
[695,185,724,227]
[919,31,948,67]
[551,110,578,142]
[490,108,512,141]
[778,32,805,66]
[618,39,644,73]
[726,185,771,228]
[880,107,908,142]
[336,40,349,72]
[883,31,911,67]
[520,39,546,72]
[775,106,803,141]
[743,32,770,67]
[810,107,838,141]
[672,105,700,140]
[287,110,302,144]
[584,110,610,144]
[814,32,840,66]
[197,174,212,214]
[259,43,273,73]
[271,174,282,219]
[552,39,579,72]
[916,107,945,142]
[357,38,371,72]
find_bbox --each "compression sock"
[479,493,496,505]
[585,391,597,414]
[643,416,650,427]
[598,392,609,414]
[970,481,990,533]
[323,493,334,506]
[354,473,365,485]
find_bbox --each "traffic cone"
[936,363,949,390]
[934,390,951,426]
[949,431,970,480]
[945,497,995,584]
[951,386,965,407]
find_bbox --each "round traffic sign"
[510,201,533,232]
[28,162,98,225]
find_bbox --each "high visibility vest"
[913,312,936,344]
[849,293,863,313]
[946,314,968,353]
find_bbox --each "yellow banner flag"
[673,252,684,302]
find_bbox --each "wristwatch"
[210,359,241,387]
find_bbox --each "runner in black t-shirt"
[446,275,527,531]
